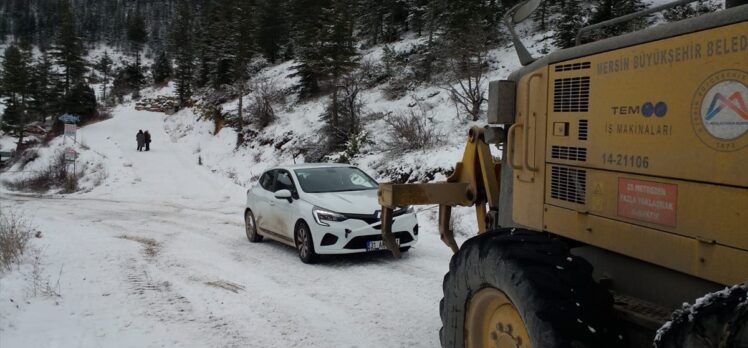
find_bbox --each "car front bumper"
[311,213,419,254]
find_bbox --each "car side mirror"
[274,189,293,200]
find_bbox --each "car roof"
[271,163,355,171]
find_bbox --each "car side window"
[274,171,296,193]
[260,170,276,191]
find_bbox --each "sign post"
[59,114,80,145]
[64,124,77,144]
[64,147,77,177]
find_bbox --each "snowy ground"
[0,105,461,347]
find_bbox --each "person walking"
[144,131,151,151]
[136,130,145,152]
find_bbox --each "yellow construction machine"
[378,1,748,346]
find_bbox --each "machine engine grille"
[554,61,591,72]
[551,146,587,162]
[551,166,587,204]
[553,76,590,112]
[579,120,589,140]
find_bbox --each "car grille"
[342,209,408,229]
[343,231,414,249]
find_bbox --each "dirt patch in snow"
[117,235,160,258]
[205,280,245,293]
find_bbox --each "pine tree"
[589,0,649,40]
[319,0,360,150]
[0,46,32,151]
[322,0,359,85]
[614,0,649,32]
[51,0,87,96]
[291,0,330,97]
[61,83,97,123]
[553,0,585,49]
[28,52,59,123]
[405,0,429,36]
[14,5,35,49]
[0,14,9,43]
[127,11,148,97]
[233,0,257,147]
[127,11,148,58]
[172,0,195,107]
[357,0,408,45]
[95,52,114,104]
[409,0,448,83]
[152,52,173,85]
[204,0,237,89]
[257,0,290,62]
[663,0,720,22]
[532,0,551,32]
[194,16,212,89]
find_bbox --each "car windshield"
[294,167,378,193]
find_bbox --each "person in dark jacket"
[144,131,151,151]
[136,130,145,152]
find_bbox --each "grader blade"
[378,127,503,256]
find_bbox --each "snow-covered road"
[0,106,456,347]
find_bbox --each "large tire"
[654,282,748,348]
[244,210,262,243]
[295,221,318,264]
[440,228,623,348]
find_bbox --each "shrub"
[358,58,388,88]
[4,150,81,193]
[382,107,440,153]
[248,78,284,129]
[0,208,32,270]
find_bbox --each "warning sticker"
[617,178,677,227]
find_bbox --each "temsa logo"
[612,101,667,117]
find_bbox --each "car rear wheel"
[245,210,262,243]
[295,221,318,264]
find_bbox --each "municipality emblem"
[691,69,748,152]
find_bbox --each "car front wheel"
[295,221,318,264]
[245,210,262,243]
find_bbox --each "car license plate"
[367,239,399,251]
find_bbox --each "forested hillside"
[0,0,720,176]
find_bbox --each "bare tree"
[445,48,487,122]
[321,74,364,151]
[248,77,284,130]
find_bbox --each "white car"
[244,164,419,263]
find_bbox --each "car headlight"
[312,207,348,226]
